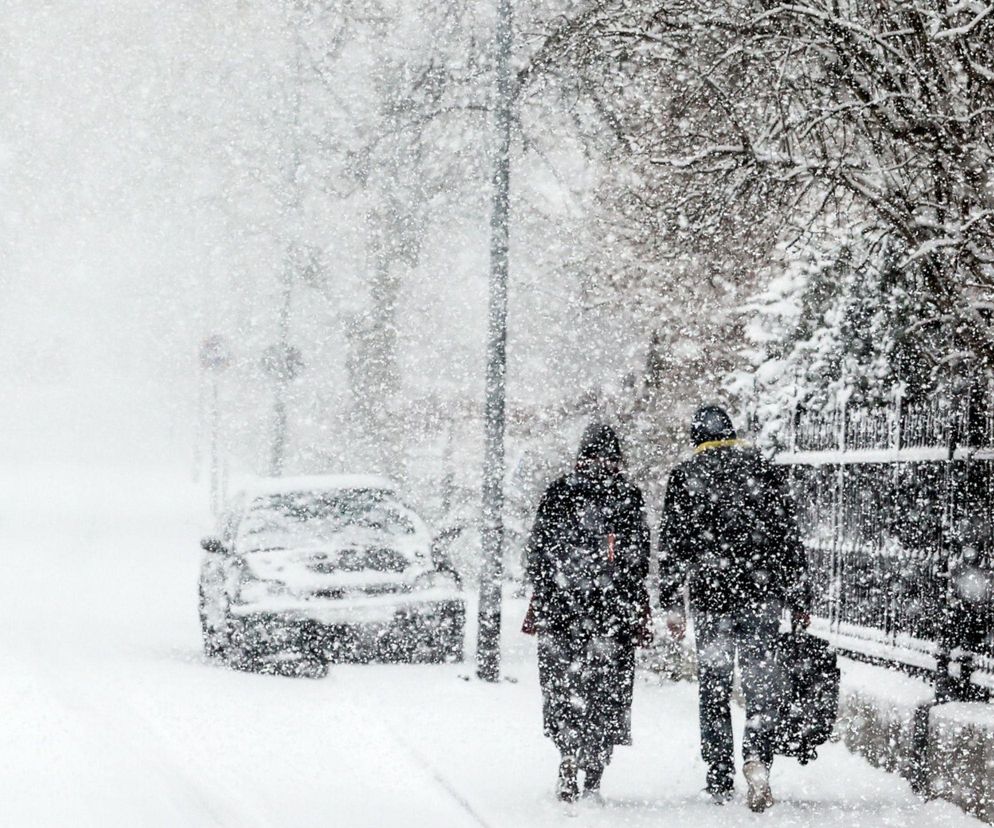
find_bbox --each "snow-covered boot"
[581,764,604,803]
[705,761,734,804]
[557,756,579,803]
[743,758,774,813]
[583,764,603,792]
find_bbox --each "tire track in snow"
[382,729,497,828]
[326,685,494,828]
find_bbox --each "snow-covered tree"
[519,1,993,445]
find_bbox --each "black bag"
[773,631,840,764]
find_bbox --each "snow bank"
[929,704,994,822]
[836,657,933,782]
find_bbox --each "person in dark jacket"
[659,406,811,812]
[524,423,652,802]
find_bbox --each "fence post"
[965,376,988,449]
[893,386,904,451]
[832,400,847,635]
[839,398,848,452]
[954,378,989,701]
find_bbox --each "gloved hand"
[665,610,687,641]
[791,609,811,630]
[521,596,537,636]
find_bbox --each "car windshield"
[237,489,416,552]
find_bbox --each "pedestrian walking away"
[658,405,812,813]
[523,423,652,804]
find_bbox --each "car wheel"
[436,603,465,663]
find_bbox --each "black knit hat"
[576,423,624,466]
[690,405,736,446]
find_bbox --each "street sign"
[200,335,231,372]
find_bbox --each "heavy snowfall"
[2,1,993,826]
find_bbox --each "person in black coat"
[524,423,651,802]
[659,406,811,812]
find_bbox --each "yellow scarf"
[694,438,747,454]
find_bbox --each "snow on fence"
[775,391,994,702]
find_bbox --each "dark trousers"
[692,602,781,770]
[538,633,632,769]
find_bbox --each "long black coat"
[659,442,811,615]
[526,470,651,640]
[526,468,651,752]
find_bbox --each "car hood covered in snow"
[231,479,439,600]
[241,527,431,594]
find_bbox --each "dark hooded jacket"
[526,425,651,640]
[659,441,811,615]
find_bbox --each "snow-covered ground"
[0,458,980,827]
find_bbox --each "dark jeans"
[692,602,781,770]
[538,633,632,769]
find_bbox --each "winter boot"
[556,756,579,803]
[581,764,604,803]
[743,758,774,813]
[705,761,734,804]
[583,764,603,792]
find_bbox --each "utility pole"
[200,335,230,514]
[476,0,513,682]
[269,260,293,476]
[269,1,305,477]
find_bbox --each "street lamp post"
[476,0,513,683]
[269,0,305,478]
[200,335,231,514]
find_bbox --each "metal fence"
[774,392,994,701]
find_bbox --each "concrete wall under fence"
[833,659,933,787]
[650,642,994,822]
[812,658,994,823]
[926,703,994,823]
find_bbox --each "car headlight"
[413,570,458,591]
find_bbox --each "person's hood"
[575,423,624,475]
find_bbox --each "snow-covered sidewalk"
[0,463,980,827]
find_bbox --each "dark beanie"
[690,405,736,446]
[577,423,623,466]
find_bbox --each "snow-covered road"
[0,461,980,827]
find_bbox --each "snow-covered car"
[198,475,465,676]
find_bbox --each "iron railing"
[775,391,994,701]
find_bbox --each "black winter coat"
[526,470,651,640]
[659,442,811,615]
